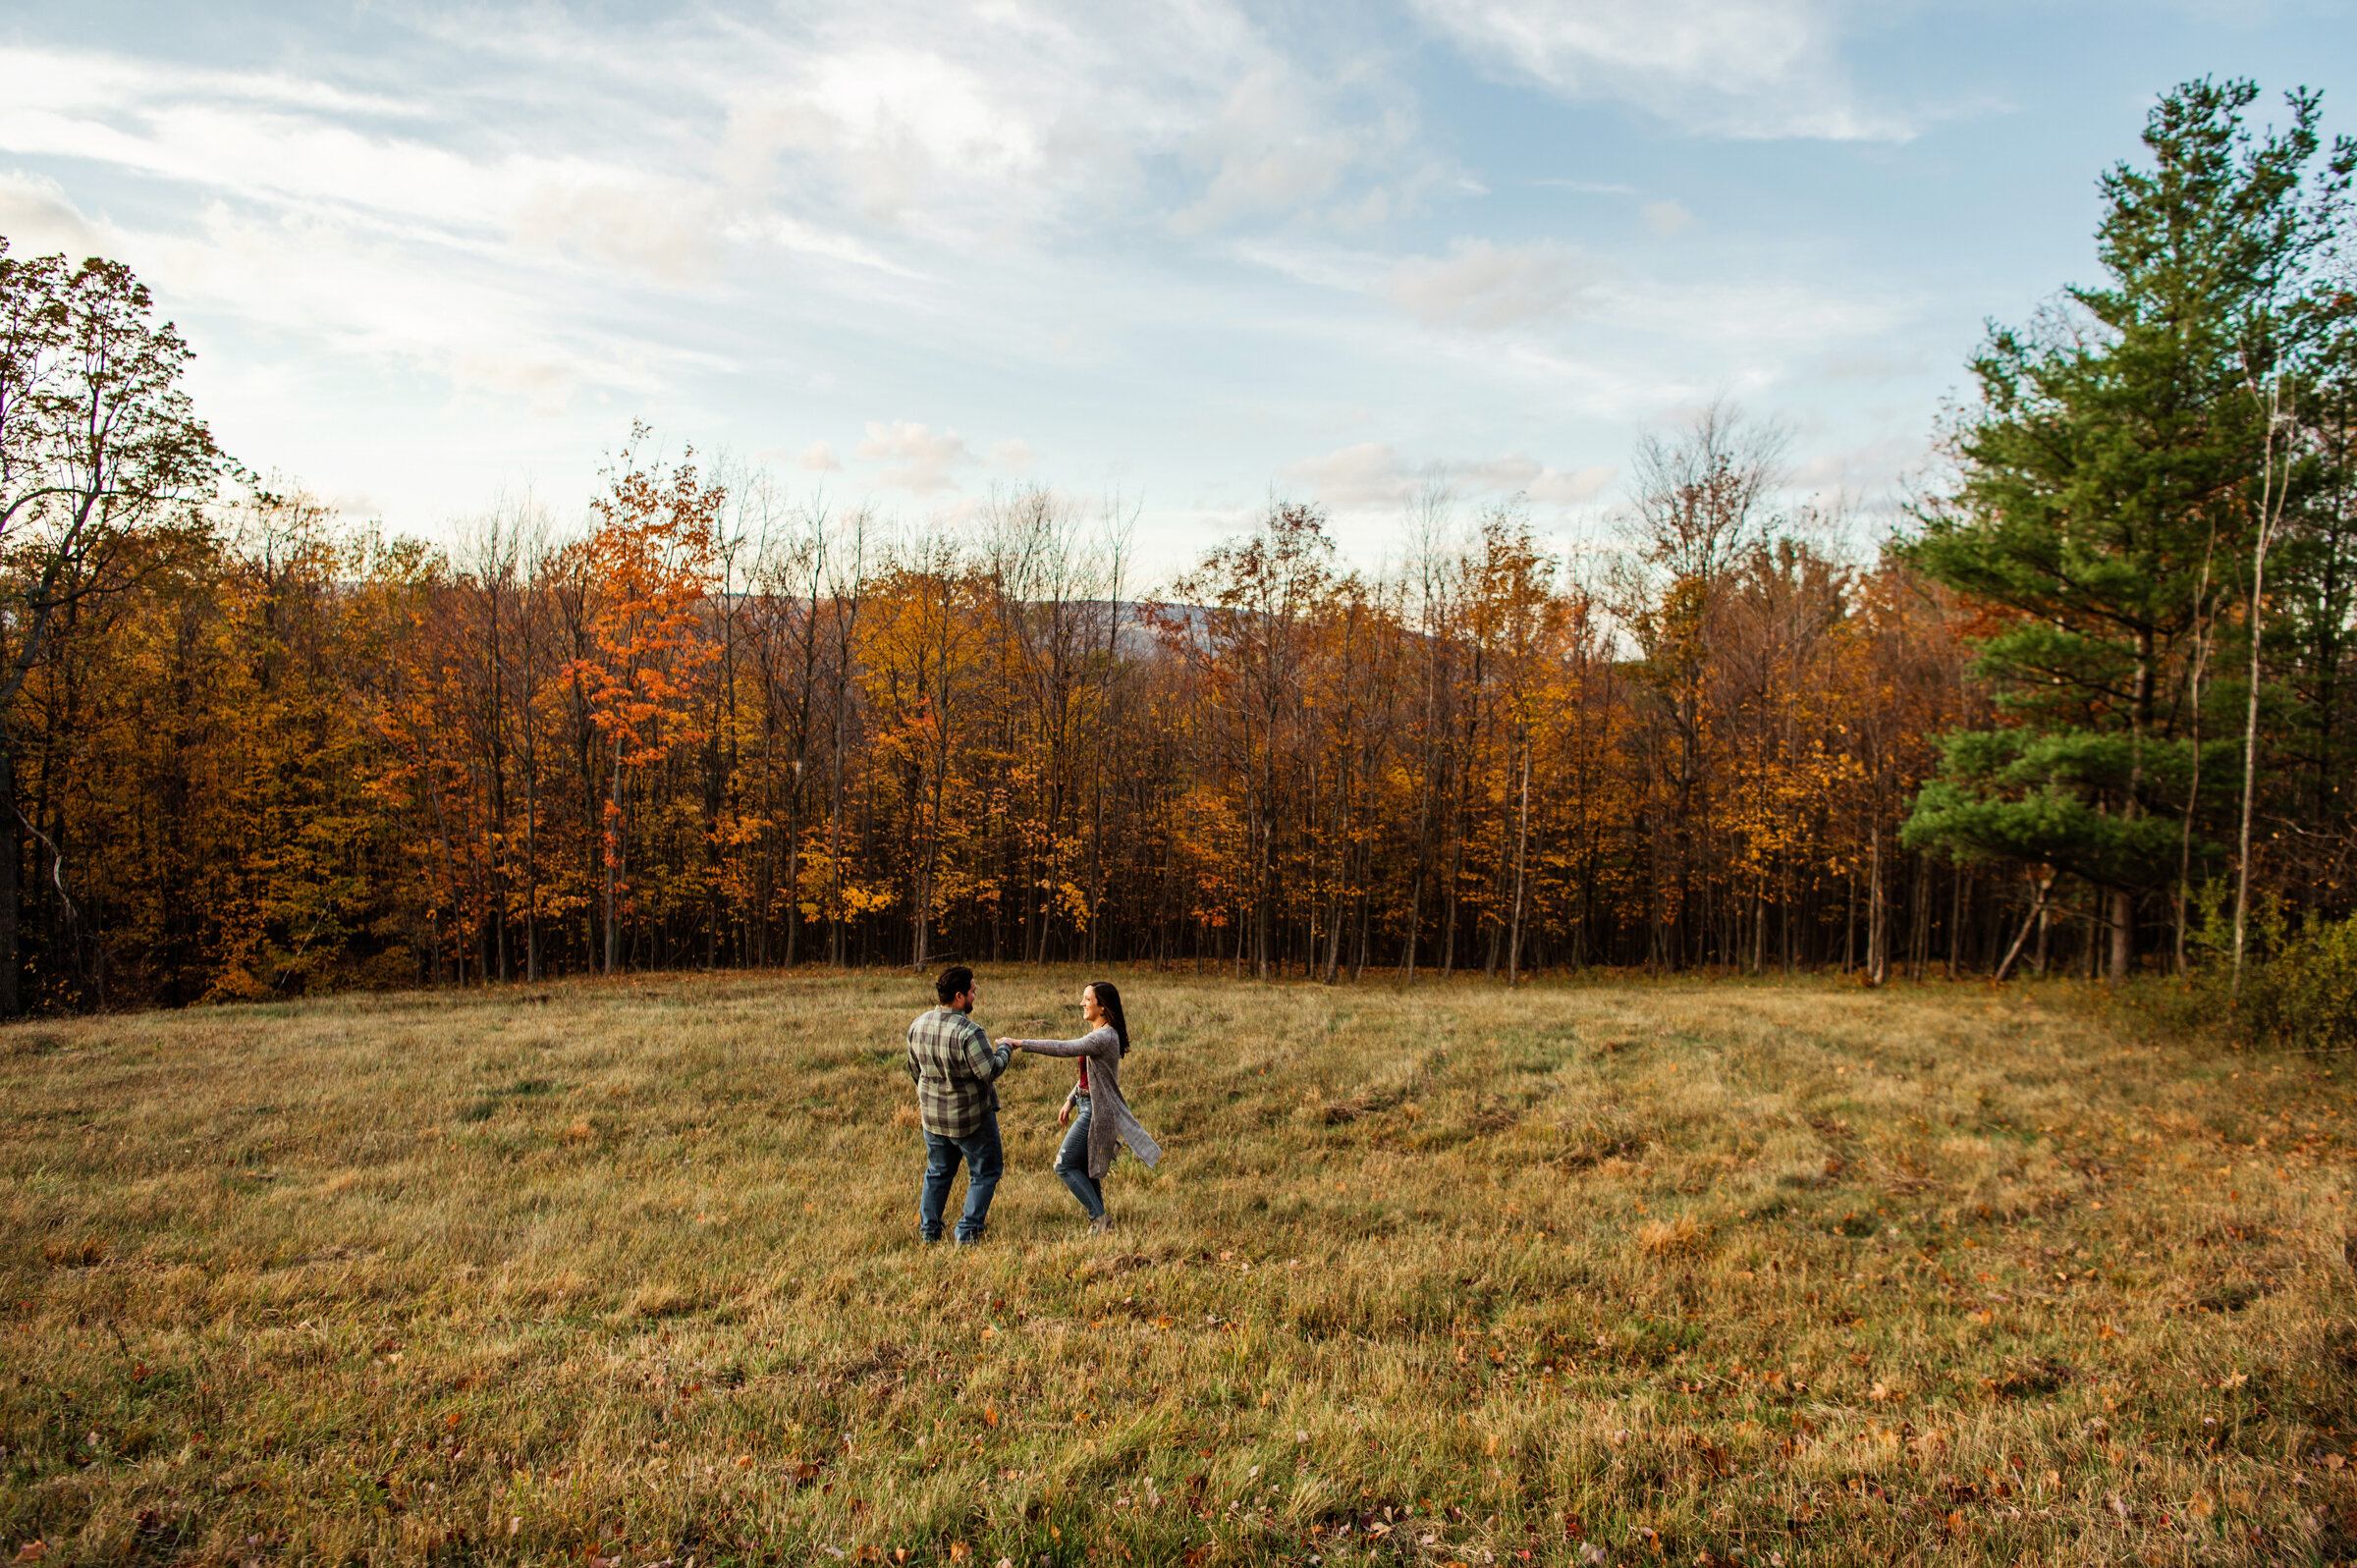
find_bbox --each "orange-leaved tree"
[567,426,724,973]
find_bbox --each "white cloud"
[1456,454,1617,505]
[1171,69,1412,235]
[0,45,425,123]
[0,39,911,420]
[0,169,109,260]
[1534,178,1635,194]
[0,13,1436,441]
[1228,239,1383,294]
[1641,199,1695,238]
[724,45,1050,228]
[0,87,519,236]
[702,2,1394,246]
[1283,442,1613,510]
[1594,276,1913,349]
[1383,240,1590,331]
[0,6,1970,563]
[511,174,726,284]
[1790,434,1927,493]
[855,420,971,492]
[1284,442,1407,507]
[1812,348,1929,383]
[1407,0,1912,140]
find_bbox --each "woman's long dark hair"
[1087,980,1129,1056]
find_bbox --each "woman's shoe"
[1087,1213,1113,1235]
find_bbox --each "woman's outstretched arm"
[998,1026,1117,1059]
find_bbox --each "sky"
[3,1,2352,575]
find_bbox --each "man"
[904,964,1013,1245]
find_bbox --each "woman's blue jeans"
[1055,1095,1105,1219]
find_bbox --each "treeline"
[2,79,2353,1009]
[22,441,1991,1005]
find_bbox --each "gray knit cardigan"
[1010,1025,1163,1181]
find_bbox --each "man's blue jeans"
[919,1113,1004,1243]
[1054,1095,1105,1220]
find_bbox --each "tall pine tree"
[1903,80,2354,982]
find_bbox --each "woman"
[999,981,1161,1233]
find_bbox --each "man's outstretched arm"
[959,1020,1013,1082]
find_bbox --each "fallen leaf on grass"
[983,1406,1000,1428]
[14,1543,46,1564]
[949,1544,971,1563]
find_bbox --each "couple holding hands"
[904,965,1164,1245]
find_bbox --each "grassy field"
[3,968,2354,1567]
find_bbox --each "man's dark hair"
[936,965,975,1005]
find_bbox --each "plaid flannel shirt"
[904,1006,1012,1138]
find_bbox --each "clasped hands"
[995,1036,1073,1128]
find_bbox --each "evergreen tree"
[1902,80,2353,981]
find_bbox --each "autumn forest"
[4,80,2355,1012]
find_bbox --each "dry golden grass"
[3,968,2354,1566]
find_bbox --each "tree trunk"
[2235,381,2287,993]
[1993,874,2053,983]
[604,766,624,974]
[1947,866,1964,980]
[1507,737,1531,985]
[0,745,18,1016]
[2108,886,2132,986]
[1842,864,1855,974]
[1867,823,1888,987]
[1441,750,1466,977]
[1399,746,1433,980]
[783,760,803,967]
